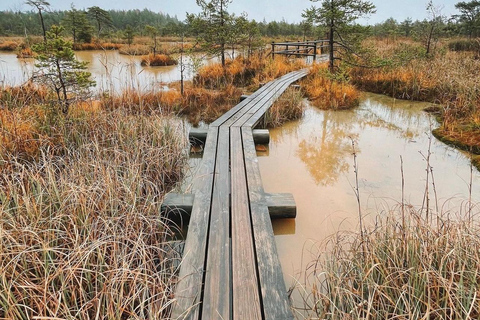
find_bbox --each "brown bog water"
[0,50,201,92]
[259,93,480,295]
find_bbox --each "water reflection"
[259,93,480,307]
[296,113,352,186]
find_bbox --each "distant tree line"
[1,0,479,44]
[0,6,320,40]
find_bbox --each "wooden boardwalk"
[163,69,308,320]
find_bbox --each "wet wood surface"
[169,69,308,320]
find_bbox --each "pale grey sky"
[1,0,459,24]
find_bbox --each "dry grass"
[194,54,306,89]
[100,88,182,115]
[140,54,177,67]
[119,44,150,56]
[16,47,35,58]
[299,205,480,319]
[262,87,305,128]
[350,40,480,158]
[303,63,360,110]
[73,42,122,51]
[0,40,20,51]
[0,97,187,319]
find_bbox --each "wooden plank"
[230,127,263,320]
[243,70,308,128]
[234,70,308,128]
[202,126,231,320]
[171,127,219,320]
[211,71,302,127]
[241,127,294,320]
[189,128,270,145]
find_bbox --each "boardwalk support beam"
[162,192,296,224]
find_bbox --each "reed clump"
[303,63,360,110]
[141,53,178,66]
[180,84,242,125]
[16,46,35,58]
[262,87,305,128]
[0,40,19,51]
[194,54,306,89]
[301,207,480,319]
[73,42,122,51]
[99,88,182,115]
[0,101,187,319]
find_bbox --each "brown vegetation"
[303,63,360,110]
[300,206,480,319]
[262,87,305,128]
[350,39,480,166]
[119,44,150,55]
[140,53,178,66]
[73,42,122,50]
[0,40,19,51]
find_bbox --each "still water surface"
[261,94,480,299]
[0,50,202,92]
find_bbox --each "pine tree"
[32,25,95,114]
[304,0,375,72]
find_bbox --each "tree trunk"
[39,10,47,42]
[329,0,335,72]
[329,20,334,72]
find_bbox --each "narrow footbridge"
[162,69,308,320]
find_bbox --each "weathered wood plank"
[241,127,294,320]
[189,128,270,145]
[202,126,231,320]
[171,127,219,320]
[242,70,309,128]
[230,127,263,320]
[211,71,302,127]
[232,70,308,128]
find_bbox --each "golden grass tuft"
[262,87,305,128]
[0,40,19,51]
[16,46,35,58]
[140,53,177,66]
[303,63,360,110]
[100,88,182,115]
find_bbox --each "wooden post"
[271,42,275,59]
[313,42,317,61]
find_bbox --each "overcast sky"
[1,0,460,24]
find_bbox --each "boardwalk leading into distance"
[163,69,309,320]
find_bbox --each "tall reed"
[0,107,187,319]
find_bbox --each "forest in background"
[0,3,479,41]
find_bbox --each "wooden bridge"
[271,40,329,61]
[162,69,308,319]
